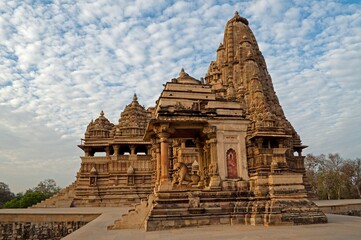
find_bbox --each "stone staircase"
[72,184,152,207]
[108,194,155,230]
[31,181,77,208]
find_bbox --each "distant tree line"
[305,153,361,200]
[0,179,61,208]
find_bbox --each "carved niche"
[226,148,238,178]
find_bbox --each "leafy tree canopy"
[0,182,15,207]
[26,178,61,197]
[305,153,361,200]
[2,178,62,208]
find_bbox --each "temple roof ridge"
[175,68,200,84]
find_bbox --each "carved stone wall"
[0,221,88,240]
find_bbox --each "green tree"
[353,158,361,198]
[19,192,48,208]
[2,178,62,208]
[305,153,361,200]
[0,182,15,207]
[31,178,61,197]
[2,193,23,208]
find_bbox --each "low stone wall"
[318,203,361,215]
[0,213,99,240]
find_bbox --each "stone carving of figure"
[209,163,219,176]
[188,192,201,208]
[172,162,200,186]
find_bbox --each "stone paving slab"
[2,201,361,240]
[63,213,361,240]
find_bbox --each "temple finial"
[231,11,248,25]
[180,68,186,77]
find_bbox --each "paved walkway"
[1,200,361,240]
[64,213,361,240]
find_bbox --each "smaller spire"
[100,110,104,117]
[176,68,200,84]
[133,93,138,101]
[180,68,186,77]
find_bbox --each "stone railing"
[80,156,110,163]
[109,160,152,172]
[80,162,109,173]
[80,155,151,173]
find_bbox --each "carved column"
[84,147,91,157]
[203,126,218,172]
[113,145,119,157]
[158,132,170,182]
[156,144,161,185]
[203,144,210,167]
[209,138,217,169]
[195,138,205,186]
[204,126,221,189]
[147,145,152,156]
[181,139,186,149]
[208,137,219,176]
[169,140,174,177]
[130,145,136,156]
[105,146,110,157]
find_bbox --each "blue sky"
[0,0,360,193]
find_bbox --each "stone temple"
[34,12,327,230]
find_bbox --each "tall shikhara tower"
[206,12,307,194]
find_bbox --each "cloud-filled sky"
[1,0,360,193]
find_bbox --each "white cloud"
[0,0,360,192]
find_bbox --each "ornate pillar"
[156,144,161,185]
[168,140,174,177]
[147,145,152,156]
[203,144,210,167]
[130,145,136,156]
[105,146,110,157]
[158,132,170,182]
[111,145,119,161]
[203,126,218,171]
[181,139,186,149]
[153,124,175,191]
[113,145,119,157]
[172,139,180,162]
[84,147,91,157]
[195,138,205,186]
[204,126,221,189]
[209,138,217,168]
